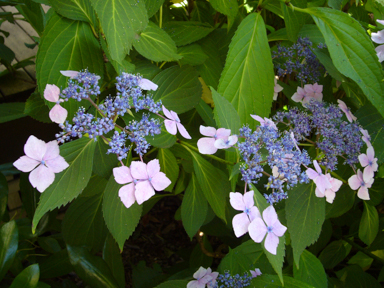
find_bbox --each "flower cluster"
[188,267,261,288]
[238,116,311,204]
[230,191,287,254]
[273,37,325,83]
[113,159,171,208]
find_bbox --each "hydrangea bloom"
[214,135,238,149]
[250,268,262,278]
[273,76,283,100]
[162,105,191,139]
[315,174,342,204]
[248,206,287,255]
[13,136,69,192]
[197,126,231,154]
[291,83,323,105]
[187,267,214,288]
[130,159,171,204]
[306,160,332,194]
[230,191,261,237]
[371,19,384,62]
[44,84,68,124]
[251,115,277,130]
[358,147,378,181]
[337,100,356,123]
[360,128,372,147]
[348,169,373,200]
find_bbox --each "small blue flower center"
[41,160,46,165]
[133,179,138,184]
[361,181,365,187]
[148,177,152,182]
[267,226,273,233]
[214,134,218,139]
[244,208,250,215]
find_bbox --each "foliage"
[2,0,384,287]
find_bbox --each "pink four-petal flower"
[251,115,277,130]
[315,174,342,204]
[273,76,283,101]
[230,191,261,237]
[248,206,287,255]
[197,126,232,154]
[337,100,357,123]
[348,169,374,200]
[360,128,372,147]
[358,146,378,182]
[44,84,68,124]
[187,267,213,288]
[130,159,171,205]
[291,83,323,105]
[13,136,69,192]
[306,160,332,194]
[162,105,191,139]
[250,268,262,278]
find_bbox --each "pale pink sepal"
[44,84,60,102]
[118,183,136,208]
[372,29,384,44]
[197,137,217,155]
[113,166,133,184]
[375,45,384,62]
[162,105,191,139]
[29,164,55,192]
[134,180,155,205]
[60,70,79,78]
[49,104,68,124]
[250,268,262,278]
[138,78,158,91]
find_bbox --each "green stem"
[342,237,384,265]
[159,5,163,28]
[180,141,236,166]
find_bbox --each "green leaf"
[325,185,355,218]
[359,202,379,245]
[218,240,272,275]
[348,251,374,269]
[146,128,177,148]
[196,99,215,127]
[0,42,15,65]
[90,0,147,62]
[196,36,224,90]
[0,221,18,281]
[305,7,384,117]
[157,149,179,192]
[36,12,104,120]
[355,103,384,164]
[49,0,96,25]
[298,24,325,46]
[9,264,40,288]
[250,184,269,212]
[162,21,214,46]
[93,137,118,179]
[133,59,161,79]
[103,234,125,288]
[24,92,51,123]
[252,274,316,287]
[62,176,108,252]
[187,150,230,222]
[0,172,8,221]
[337,265,381,288]
[39,249,72,279]
[16,0,45,36]
[67,245,120,288]
[293,250,327,288]
[285,183,325,267]
[0,102,26,123]
[281,0,307,42]
[144,0,166,18]
[211,87,241,133]
[318,240,350,269]
[32,137,97,231]
[217,13,274,130]
[152,65,202,114]
[181,173,208,239]
[209,0,238,17]
[178,44,208,66]
[102,174,142,250]
[133,21,181,62]
[154,280,189,288]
